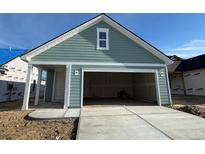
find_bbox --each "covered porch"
[22,64,72,110]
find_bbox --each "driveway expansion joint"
[123,106,174,140]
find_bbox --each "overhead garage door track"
[77,106,205,140]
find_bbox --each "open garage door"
[82,71,159,106]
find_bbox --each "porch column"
[34,68,42,106]
[22,64,33,110]
[64,64,71,109]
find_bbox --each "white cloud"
[173,40,205,51]
[0,39,23,49]
[166,39,205,58]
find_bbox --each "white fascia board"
[30,61,166,67]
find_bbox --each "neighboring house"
[168,54,205,96]
[167,55,185,95]
[21,14,173,110]
[0,66,8,76]
[0,48,44,102]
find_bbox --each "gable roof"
[21,14,173,65]
[175,54,205,72]
[0,48,27,66]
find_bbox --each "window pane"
[100,40,106,48]
[99,32,106,39]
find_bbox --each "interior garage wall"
[133,73,157,102]
[84,72,134,98]
[84,72,157,103]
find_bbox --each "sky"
[0,13,205,59]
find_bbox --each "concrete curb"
[28,108,80,120]
[75,108,82,140]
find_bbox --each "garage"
[82,71,159,106]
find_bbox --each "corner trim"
[155,71,161,106]
[165,66,172,104]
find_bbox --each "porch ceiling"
[33,65,66,71]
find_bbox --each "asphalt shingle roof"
[176,54,205,72]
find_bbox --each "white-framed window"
[97,28,109,50]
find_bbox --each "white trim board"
[80,68,161,107]
[21,14,173,65]
[83,68,158,73]
[30,61,166,67]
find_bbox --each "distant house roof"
[167,55,183,73]
[0,48,27,66]
[176,54,205,72]
[168,55,184,61]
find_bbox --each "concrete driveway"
[76,106,205,140]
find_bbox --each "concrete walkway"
[28,108,80,119]
[77,106,205,140]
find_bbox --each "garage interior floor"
[83,98,157,107]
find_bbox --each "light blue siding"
[69,65,170,107]
[158,68,170,104]
[31,21,164,64]
[70,65,81,107]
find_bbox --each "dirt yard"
[169,104,205,118]
[0,110,78,140]
[0,99,78,140]
[169,95,205,118]
[0,98,35,111]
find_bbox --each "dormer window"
[97,28,109,50]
